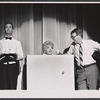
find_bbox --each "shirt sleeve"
[16,41,24,59]
[67,45,74,55]
[90,40,100,51]
[0,42,2,54]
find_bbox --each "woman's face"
[44,45,54,55]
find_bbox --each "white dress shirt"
[67,39,100,66]
[0,37,23,64]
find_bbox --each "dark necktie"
[5,37,12,40]
[75,43,83,69]
[79,43,83,68]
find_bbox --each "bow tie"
[5,37,12,40]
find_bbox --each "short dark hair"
[4,22,14,30]
[71,28,83,38]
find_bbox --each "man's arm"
[65,45,74,55]
[88,40,100,51]
[16,41,24,72]
[16,41,24,60]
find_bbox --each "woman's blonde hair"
[42,40,54,53]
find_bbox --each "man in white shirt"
[67,28,100,90]
[0,22,24,89]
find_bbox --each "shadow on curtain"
[0,4,100,57]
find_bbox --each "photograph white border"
[0,1,100,98]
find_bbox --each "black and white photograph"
[0,1,100,98]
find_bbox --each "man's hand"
[56,50,62,55]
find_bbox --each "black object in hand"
[0,53,17,64]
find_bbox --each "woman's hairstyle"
[42,40,54,53]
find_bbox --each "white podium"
[27,55,74,90]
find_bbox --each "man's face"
[5,24,13,34]
[44,45,54,55]
[71,32,81,44]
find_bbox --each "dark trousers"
[22,64,27,90]
[76,64,98,90]
[0,62,19,89]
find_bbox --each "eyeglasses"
[71,35,78,40]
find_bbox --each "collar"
[75,40,83,45]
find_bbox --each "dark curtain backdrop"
[0,4,100,58]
